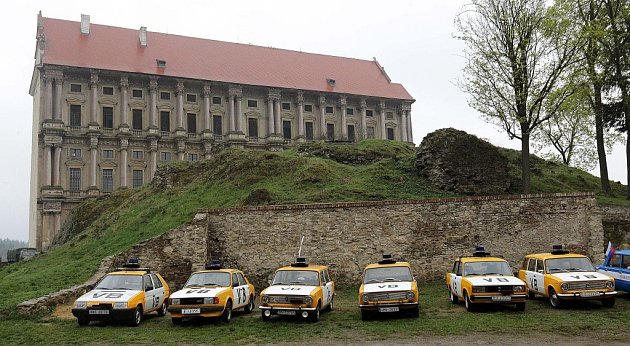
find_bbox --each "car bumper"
[72,308,136,321]
[359,302,419,312]
[469,294,527,303]
[168,306,224,318]
[557,291,617,299]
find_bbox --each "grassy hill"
[1,139,627,313]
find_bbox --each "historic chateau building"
[29,13,415,250]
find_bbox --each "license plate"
[492,296,512,302]
[182,308,201,314]
[89,309,109,315]
[378,307,400,313]
[580,291,600,298]
[276,310,296,316]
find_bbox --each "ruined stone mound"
[415,128,510,195]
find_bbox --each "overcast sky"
[0,0,626,241]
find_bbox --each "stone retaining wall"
[601,205,630,249]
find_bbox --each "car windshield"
[546,257,595,273]
[463,261,513,276]
[184,272,230,287]
[364,266,413,284]
[95,274,142,290]
[271,270,320,286]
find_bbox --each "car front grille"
[367,291,407,301]
[180,298,204,305]
[269,295,308,304]
[567,281,607,291]
[90,303,112,309]
[483,286,517,293]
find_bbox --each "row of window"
[68,167,144,192]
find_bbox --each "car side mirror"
[268,279,272,285]
[537,270,544,274]
[145,286,153,292]
[233,282,238,288]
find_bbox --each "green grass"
[2,282,629,345]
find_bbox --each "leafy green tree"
[455,0,579,193]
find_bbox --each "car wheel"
[309,303,320,322]
[360,310,371,321]
[261,310,270,321]
[130,306,143,327]
[171,317,182,325]
[411,306,420,318]
[77,318,89,326]
[326,297,334,312]
[464,292,475,312]
[515,302,526,312]
[157,302,167,317]
[244,295,255,313]
[527,290,536,300]
[602,298,615,308]
[222,300,232,323]
[548,288,563,309]
[449,288,459,304]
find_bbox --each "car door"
[321,270,333,307]
[143,274,156,312]
[236,272,250,308]
[451,261,463,298]
[151,274,166,308]
[525,259,545,295]
[231,273,247,308]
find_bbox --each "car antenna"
[297,235,305,257]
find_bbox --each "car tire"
[244,295,255,313]
[261,310,270,321]
[464,292,475,312]
[171,317,182,325]
[157,302,167,317]
[360,310,371,321]
[411,306,420,318]
[326,297,334,312]
[449,288,459,304]
[77,318,89,326]
[309,303,320,322]
[130,306,143,327]
[527,290,536,300]
[548,288,563,309]
[515,302,526,312]
[222,300,232,323]
[602,298,615,308]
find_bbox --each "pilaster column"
[236,95,243,133]
[43,75,52,121]
[297,91,304,138]
[228,95,236,132]
[176,81,184,129]
[203,85,211,131]
[53,73,63,120]
[340,96,347,140]
[400,110,408,142]
[90,147,97,186]
[360,98,367,140]
[44,145,52,185]
[267,98,275,135]
[120,77,129,126]
[407,109,413,143]
[90,72,98,124]
[379,100,387,140]
[274,98,281,135]
[120,140,128,188]
[53,146,62,186]
[149,78,158,128]
[319,95,326,140]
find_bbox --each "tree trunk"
[592,81,612,195]
[521,128,531,194]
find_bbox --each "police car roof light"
[205,260,222,270]
[122,258,141,269]
[551,244,570,255]
[473,245,491,257]
[378,254,397,264]
[291,256,309,267]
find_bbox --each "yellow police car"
[446,246,527,312]
[259,257,334,322]
[358,254,419,320]
[71,259,170,326]
[518,245,617,308]
[168,261,256,324]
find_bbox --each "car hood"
[170,287,230,299]
[465,276,525,286]
[362,282,413,293]
[550,272,612,282]
[76,289,142,302]
[262,285,317,296]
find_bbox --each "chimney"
[80,14,90,35]
[139,26,147,47]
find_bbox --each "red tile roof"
[40,17,414,101]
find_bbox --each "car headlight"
[113,302,128,309]
[560,283,569,292]
[362,294,369,303]
[75,301,87,309]
[607,281,614,289]
[171,298,180,305]
[304,296,313,305]
[472,286,486,293]
[406,291,415,301]
[513,285,525,292]
[203,297,218,304]
[261,295,269,304]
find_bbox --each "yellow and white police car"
[71,259,170,326]
[358,254,419,320]
[446,246,527,312]
[518,245,617,308]
[259,257,334,322]
[168,261,256,324]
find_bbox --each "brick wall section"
[601,205,630,249]
[200,192,604,288]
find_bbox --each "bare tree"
[455,0,579,193]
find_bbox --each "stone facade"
[601,205,630,249]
